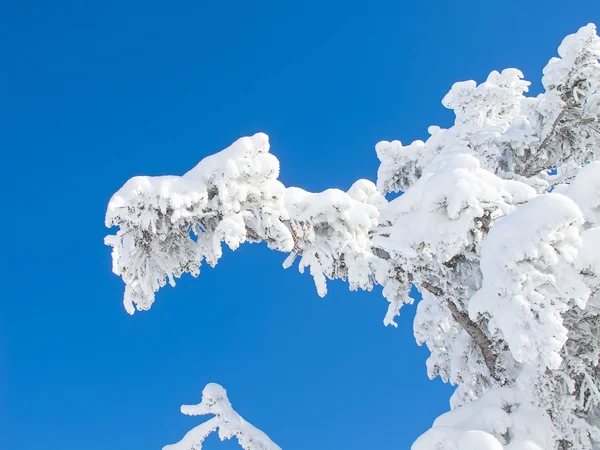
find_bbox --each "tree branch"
[421,281,499,380]
[522,108,569,178]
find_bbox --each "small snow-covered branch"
[164,383,281,450]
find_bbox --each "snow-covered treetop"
[106,24,600,450]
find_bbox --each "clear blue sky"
[1,1,599,449]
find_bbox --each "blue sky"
[2,1,599,449]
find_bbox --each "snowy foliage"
[164,383,280,450]
[105,133,293,314]
[412,388,554,450]
[106,24,600,449]
[282,179,386,297]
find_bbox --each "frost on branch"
[106,24,600,450]
[164,383,280,450]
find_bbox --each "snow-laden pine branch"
[106,24,600,449]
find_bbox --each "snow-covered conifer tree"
[105,24,600,449]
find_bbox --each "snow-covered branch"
[164,383,281,450]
